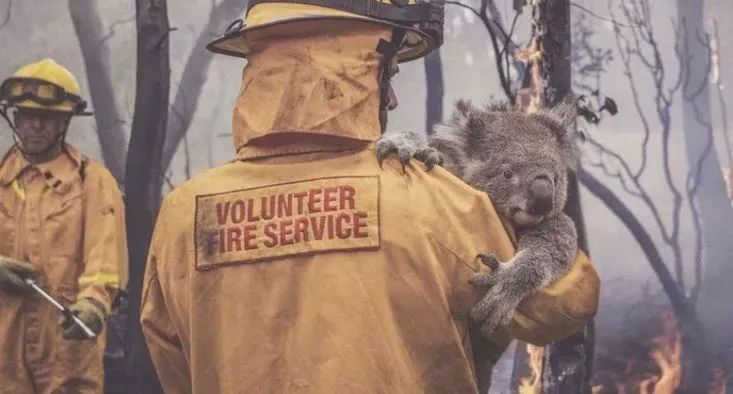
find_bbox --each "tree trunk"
[68,0,127,182]
[159,0,245,176]
[124,1,170,392]
[676,1,733,388]
[712,0,733,169]
[533,1,594,393]
[424,48,443,135]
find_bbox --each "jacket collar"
[0,144,84,194]
[236,133,371,161]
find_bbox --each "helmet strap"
[0,105,17,135]
[377,28,406,134]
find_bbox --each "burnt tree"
[69,0,128,182]
[532,1,594,393]
[124,0,170,392]
[676,1,733,386]
[424,48,444,134]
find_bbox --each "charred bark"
[68,0,128,182]
[533,1,594,393]
[676,1,733,388]
[424,48,444,135]
[124,1,170,392]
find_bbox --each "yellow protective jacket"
[141,23,598,393]
[141,144,599,394]
[0,144,128,393]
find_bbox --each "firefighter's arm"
[140,196,191,393]
[424,169,600,346]
[140,263,191,394]
[468,200,600,346]
[474,208,600,346]
[78,166,128,313]
[502,250,600,346]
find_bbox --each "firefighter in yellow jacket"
[141,3,600,393]
[0,59,128,393]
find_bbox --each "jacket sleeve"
[78,165,129,312]
[506,250,600,346]
[140,196,192,394]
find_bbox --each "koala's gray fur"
[376,99,580,336]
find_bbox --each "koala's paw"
[469,256,524,336]
[375,132,443,172]
[413,146,444,171]
[477,254,500,271]
[471,286,522,337]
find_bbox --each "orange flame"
[518,344,545,394]
[710,368,727,394]
[637,310,682,393]
[594,311,726,393]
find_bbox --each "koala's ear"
[454,99,474,117]
[530,96,582,170]
[442,99,488,138]
[451,99,484,131]
[534,95,577,134]
[550,96,578,130]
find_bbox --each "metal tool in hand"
[24,278,97,339]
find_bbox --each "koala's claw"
[375,133,444,172]
[470,285,521,336]
[397,146,415,167]
[375,138,396,169]
[469,258,524,336]
[414,148,443,171]
[477,254,500,270]
[469,271,497,288]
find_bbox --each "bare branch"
[445,0,516,103]
[501,12,520,77]
[182,132,191,180]
[486,0,519,55]
[584,135,643,198]
[571,1,627,28]
[579,170,693,320]
[610,5,652,179]
[444,1,481,21]
[99,14,136,44]
[162,170,175,191]
[591,0,711,295]
[686,89,717,303]
[0,0,11,29]
[154,26,178,49]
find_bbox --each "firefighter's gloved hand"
[0,256,39,294]
[58,298,106,340]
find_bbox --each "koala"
[376,99,580,336]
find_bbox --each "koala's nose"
[528,176,554,216]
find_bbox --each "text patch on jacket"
[194,176,380,269]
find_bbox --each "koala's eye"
[502,170,513,179]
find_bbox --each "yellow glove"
[58,298,106,341]
[0,256,39,294]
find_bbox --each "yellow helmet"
[0,58,90,115]
[206,0,444,63]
